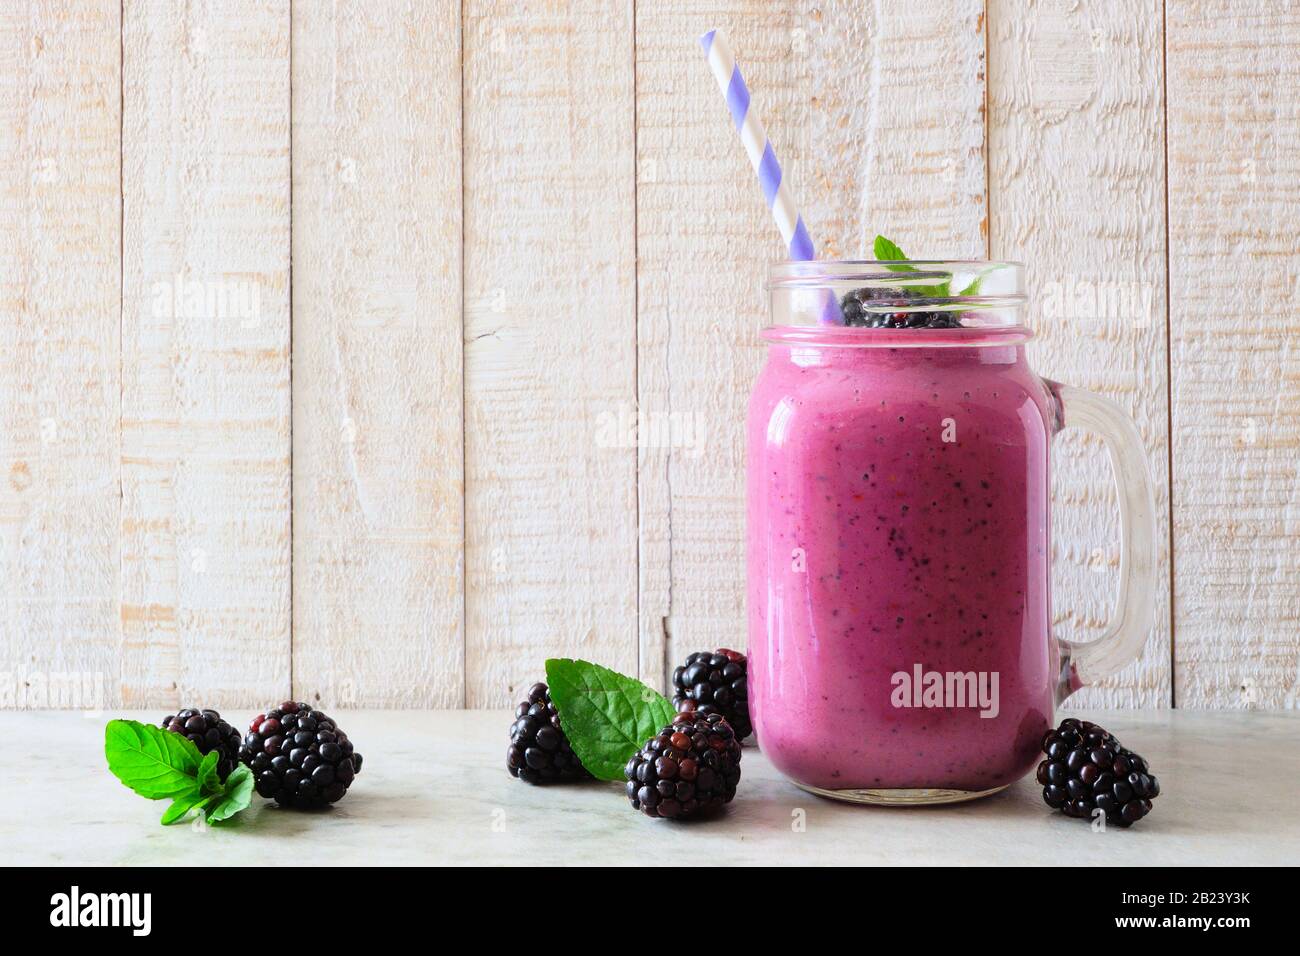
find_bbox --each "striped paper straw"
[699,29,840,324]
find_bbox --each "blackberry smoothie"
[746,326,1057,796]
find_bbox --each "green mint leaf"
[956,265,1002,297]
[160,791,213,826]
[874,234,950,296]
[915,280,952,297]
[873,234,912,265]
[107,719,254,826]
[544,659,677,781]
[196,750,222,795]
[105,719,205,800]
[203,765,254,824]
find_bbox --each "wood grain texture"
[1167,2,1300,708]
[291,2,464,707]
[0,3,1294,712]
[635,1,987,690]
[989,0,1171,707]
[120,0,290,707]
[0,1,121,709]
[463,0,638,706]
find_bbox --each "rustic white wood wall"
[990,0,1171,709]
[1,0,1295,710]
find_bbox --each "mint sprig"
[196,749,221,795]
[204,765,255,823]
[873,234,915,271]
[874,234,949,297]
[105,719,254,826]
[956,266,997,296]
[544,659,677,781]
[874,234,999,299]
[104,719,206,798]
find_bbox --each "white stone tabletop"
[1,709,1295,866]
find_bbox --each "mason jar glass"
[747,261,1156,804]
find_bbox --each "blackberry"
[841,285,962,329]
[507,682,590,783]
[160,708,242,780]
[672,648,752,741]
[239,701,362,809]
[624,711,742,819]
[1037,718,1160,827]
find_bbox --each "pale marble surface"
[0,710,1295,866]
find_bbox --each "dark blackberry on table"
[507,682,590,784]
[624,711,742,819]
[239,701,362,809]
[671,647,752,741]
[1037,718,1160,827]
[160,708,242,781]
[840,285,962,329]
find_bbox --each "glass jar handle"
[1048,382,1158,704]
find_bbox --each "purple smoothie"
[747,326,1057,793]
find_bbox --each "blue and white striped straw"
[699,29,840,324]
[699,29,813,259]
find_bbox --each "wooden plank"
[635,1,987,689]
[988,0,1171,708]
[1167,2,1300,708]
[462,0,639,705]
[120,0,291,707]
[0,2,121,709]
[291,2,464,707]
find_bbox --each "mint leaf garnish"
[195,750,222,796]
[873,234,912,266]
[105,719,205,799]
[544,659,677,781]
[955,264,1006,297]
[205,765,254,823]
[875,234,948,296]
[105,719,254,826]
[160,791,214,826]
